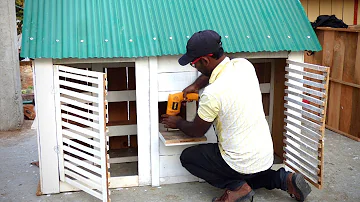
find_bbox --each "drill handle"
[185,93,199,101]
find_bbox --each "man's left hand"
[161,114,183,129]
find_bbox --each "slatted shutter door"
[54,65,110,201]
[284,60,330,189]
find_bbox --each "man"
[161,30,312,202]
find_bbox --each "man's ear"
[201,57,210,66]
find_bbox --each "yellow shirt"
[197,57,274,174]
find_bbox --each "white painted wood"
[33,59,60,194]
[53,58,135,65]
[107,125,137,137]
[109,156,138,164]
[62,130,100,148]
[58,71,99,84]
[65,178,103,200]
[64,154,102,174]
[107,90,136,102]
[159,175,199,185]
[64,161,101,183]
[61,113,99,129]
[59,88,99,103]
[64,169,102,191]
[61,105,99,121]
[59,80,99,93]
[159,132,208,146]
[108,176,139,188]
[97,74,110,202]
[60,96,98,112]
[157,55,196,73]
[60,176,139,192]
[159,143,194,156]
[157,72,198,92]
[63,138,101,157]
[59,65,101,77]
[149,57,160,186]
[186,101,197,121]
[135,57,152,186]
[229,51,289,59]
[62,122,99,139]
[63,145,101,164]
[159,155,192,177]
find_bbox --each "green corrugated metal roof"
[21,0,321,59]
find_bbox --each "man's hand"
[161,114,183,129]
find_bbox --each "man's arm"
[183,74,209,96]
[161,114,212,137]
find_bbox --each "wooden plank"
[62,121,99,139]
[285,126,320,147]
[64,169,102,191]
[285,89,325,106]
[157,72,198,92]
[284,133,319,153]
[64,161,101,182]
[331,0,344,20]
[355,32,360,84]
[285,74,326,89]
[64,178,102,200]
[58,71,99,84]
[107,125,137,137]
[287,60,329,72]
[271,59,286,158]
[34,59,59,194]
[284,141,320,167]
[63,138,101,158]
[343,0,355,25]
[308,0,320,22]
[128,67,136,90]
[284,111,322,131]
[62,113,99,129]
[107,90,136,102]
[285,97,324,114]
[60,96,98,112]
[349,88,360,138]
[59,65,99,77]
[61,105,98,121]
[320,0,332,15]
[107,67,127,91]
[326,124,360,141]
[149,57,160,186]
[284,161,321,189]
[59,80,99,93]
[285,103,323,122]
[285,66,326,80]
[285,82,325,98]
[330,78,360,88]
[159,130,207,146]
[63,145,101,165]
[62,129,100,148]
[60,88,98,103]
[135,57,152,186]
[64,154,102,174]
[342,32,358,83]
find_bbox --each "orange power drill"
[166,92,199,116]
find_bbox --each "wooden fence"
[305,27,360,141]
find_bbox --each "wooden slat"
[286,82,325,98]
[285,89,324,106]
[285,126,320,148]
[285,66,326,80]
[63,138,101,158]
[64,177,102,200]
[60,97,98,112]
[64,169,102,191]
[61,105,98,121]
[62,113,99,129]
[319,0,332,15]
[330,78,360,89]
[62,121,99,139]
[284,103,322,122]
[107,90,136,102]
[284,132,318,153]
[59,65,100,78]
[285,118,321,140]
[58,71,99,85]
[63,145,101,165]
[159,130,207,146]
[285,96,324,114]
[287,60,329,72]
[284,141,320,167]
[62,129,100,148]
[64,161,101,183]
[64,154,102,174]
[60,88,99,103]
[284,111,322,131]
[285,74,326,89]
[343,0,355,25]
[307,0,320,22]
[59,80,99,93]
[331,0,344,20]
[284,153,319,181]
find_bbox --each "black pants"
[180,143,289,191]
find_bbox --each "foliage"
[16,0,25,35]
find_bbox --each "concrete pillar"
[0,0,23,130]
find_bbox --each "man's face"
[193,59,211,77]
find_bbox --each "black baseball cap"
[178,30,222,66]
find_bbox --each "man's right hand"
[183,84,199,98]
